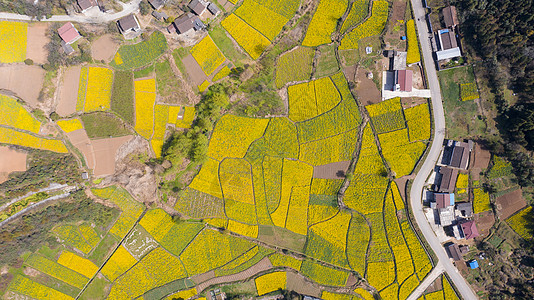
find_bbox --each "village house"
[445,243,462,261]
[168,13,205,35]
[207,3,220,16]
[435,29,461,61]
[188,0,207,16]
[148,0,166,10]
[117,14,141,35]
[77,0,98,13]
[57,22,82,45]
[438,166,458,193]
[460,220,479,240]
[442,6,459,28]
[456,202,473,218]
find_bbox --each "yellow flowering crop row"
[78,223,100,248]
[228,219,259,238]
[212,65,231,82]
[198,80,210,92]
[221,14,271,60]
[208,115,269,161]
[405,102,431,141]
[108,247,187,299]
[308,204,338,225]
[53,224,93,254]
[57,119,83,133]
[401,221,433,278]
[269,253,302,271]
[311,210,351,251]
[175,106,196,129]
[165,288,198,300]
[262,117,299,159]
[101,245,138,282]
[167,106,181,123]
[366,260,395,291]
[366,212,393,263]
[8,275,73,300]
[473,188,491,214]
[302,0,348,47]
[57,250,99,278]
[0,95,41,133]
[216,246,259,275]
[354,288,374,300]
[426,290,445,300]
[391,181,405,210]
[456,173,469,190]
[344,174,388,214]
[315,76,342,114]
[134,78,156,93]
[300,260,349,286]
[488,155,512,179]
[399,274,420,299]
[271,159,313,228]
[225,198,258,224]
[263,155,283,214]
[275,46,314,88]
[406,19,421,64]
[134,91,156,139]
[443,276,460,300]
[84,66,113,111]
[299,128,358,166]
[379,128,427,177]
[288,77,342,122]
[235,0,289,41]
[506,206,533,240]
[255,271,287,295]
[151,104,169,157]
[191,35,226,76]
[321,291,355,300]
[346,213,370,279]
[76,67,89,111]
[460,82,480,101]
[285,185,310,235]
[310,178,343,195]
[0,21,27,63]
[139,209,174,241]
[179,229,255,275]
[220,158,255,205]
[340,0,389,50]
[189,158,223,198]
[340,0,370,33]
[25,254,88,289]
[378,283,399,300]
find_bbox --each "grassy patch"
[258,225,306,252]
[134,64,154,79]
[438,66,486,139]
[79,277,111,300]
[155,58,182,103]
[339,49,360,66]
[315,44,340,77]
[111,70,134,124]
[209,25,248,66]
[81,112,133,139]
[109,31,168,70]
[172,47,190,80]
[88,233,119,266]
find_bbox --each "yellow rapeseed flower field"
[134,80,156,139]
[0,21,27,63]
[406,19,421,64]
[57,251,99,278]
[57,119,83,133]
[473,188,491,214]
[235,0,289,41]
[506,206,533,240]
[228,220,259,238]
[339,0,389,49]
[139,209,174,241]
[354,288,374,300]
[24,254,88,289]
[101,245,138,281]
[220,158,255,204]
[8,275,73,300]
[310,210,351,250]
[78,223,99,248]
[83,67,114,111]
[302,0,348,47]
[165,288,198,300]
[366,261,395,291]
[255,271,286,296]
[190,35,226,76]
[189,158,223,198]
[405,102,431,141]
[0,94,41,133]
[221,14,271,60]
[175,106,196,129]
[285,185,310,235]
[0,127,67,153]
[268,253,302,271]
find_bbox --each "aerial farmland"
[3,0,527,300]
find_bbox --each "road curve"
[0,0,141,23]
[407,0,478,299]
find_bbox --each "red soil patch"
[495,189,527,220]
[0,146,27,183]
[91,34,120,62]
[26,23,50,65]
[0,65,45,107]
[57,66,81,116]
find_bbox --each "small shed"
[117,14,141,34]
[442,6,459,28]
[58,22,82,45]
[468,259,479,269]
[188,0,207,16]
[207,3,220,16]
[61,41,75,55]
[78,0,97,12]
[445,243,462,261]
[148,0,165,10]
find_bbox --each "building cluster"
[383,50,413,92]
[167,0,220,36]
[423,5,463,65]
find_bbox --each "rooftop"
[207,3,220,15]
[440,30,458,50]
[445,243,462,261]
[188,0,207,15]
[118,14,140,32]
[148,0,165,10]
[439,166,458,193]
[442,6,459,27]
[468,259,479,269]
[398,69,413,92]
[435,193,454,209]
[450,141,470,169]
[456,202,473,217]
[78,0,97,11]
[57,22,81,44]
[436,47,461,61]
[460,220,479,240]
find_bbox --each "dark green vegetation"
[111,70,135,124]
[457,0,534,187]
[0,0,66,20]
[81,112,133,139]
[438,66,486,139]
[45,23,91,69]
[0,151,80,202]
[0,191,118,266]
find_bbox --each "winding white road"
[407,0,477,299]
[0,0,142,23]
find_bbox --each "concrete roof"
[188,0,206,15]
[436,47,461,61]
[78,0,97,11]
[446,243,462,261]
[435,193,454,209]
[441,31,458,50]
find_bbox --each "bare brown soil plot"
[473,211,495,238]
[182,54,208,87]
[312,161,351,179]
[91,135,134,176]
[91,34,120,62]
[67,128,96,171]
[26,23,50,65]
[57,66,81,117]
[495,189,527,220]
[286,271,321,297]
[0,147,27,183]
[0,65,45,107]
[355,68,381,106]
[472,143,491,170]
[401,97,427,109]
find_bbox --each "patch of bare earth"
[56,66,81,117]
[91,135,134,176]
[355,68,381,105]
[67,128,96,171]
[496,189,527,220]
[0,147,27,184]
[91,34,120,62]
[26,23,50,65]
[401,97,428,109]
[313,161,351,179]
[0,65,45,108]
[473,211,495,238]
[182,54,208,86]
[286,271,322,297]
